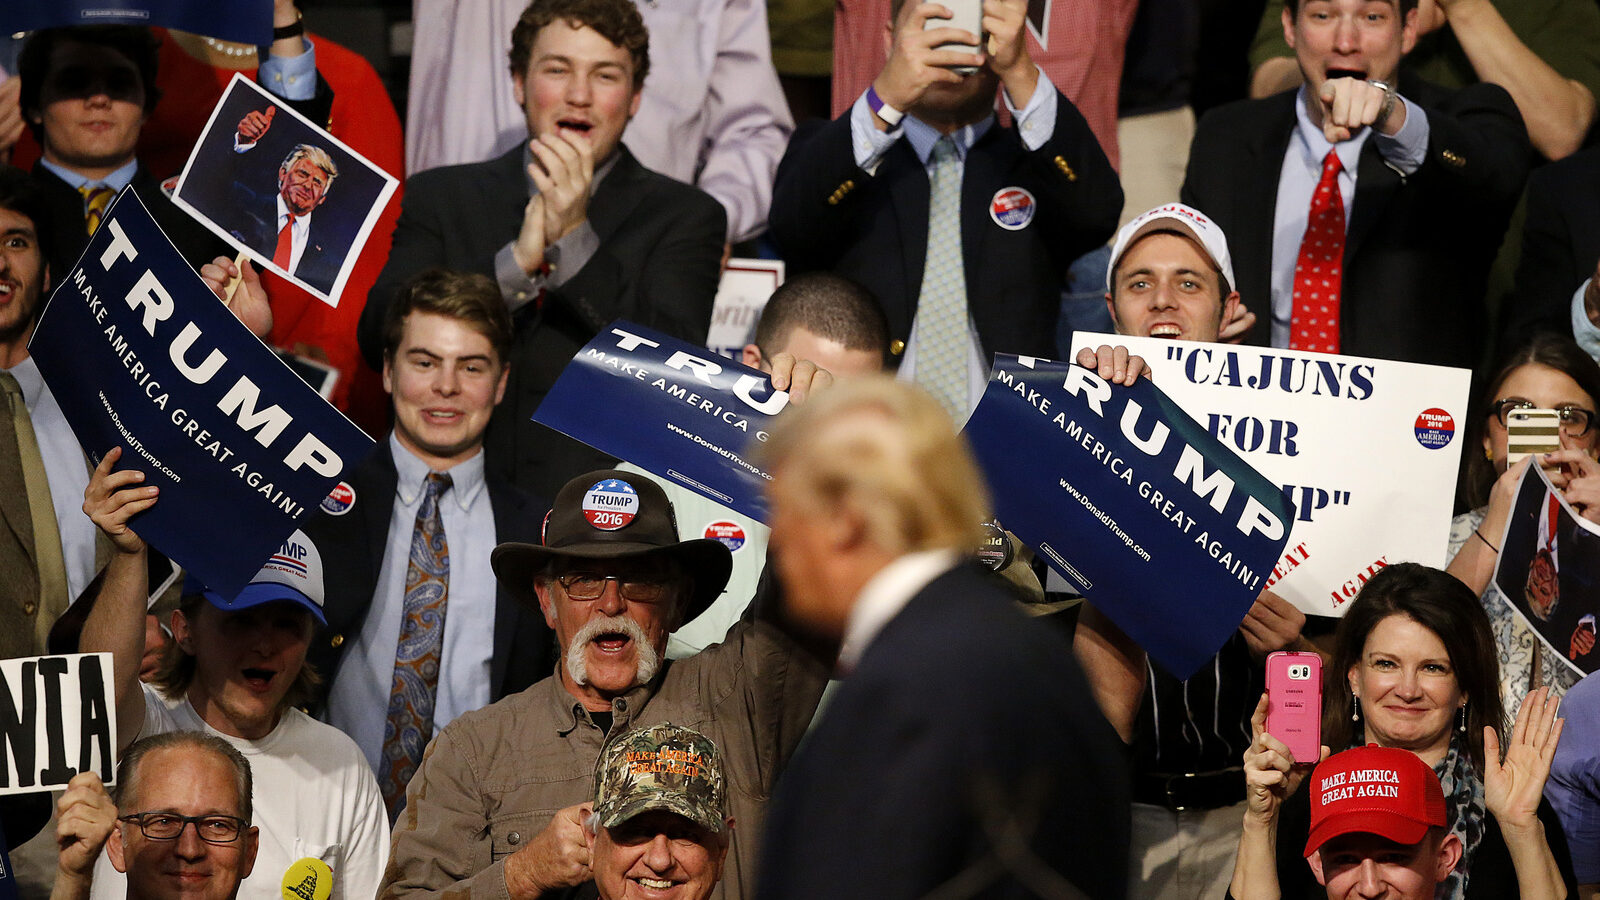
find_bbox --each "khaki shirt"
[380,614,829,900]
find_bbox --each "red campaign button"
[990,187,1036,231]
[1413,408,1455,450]
[703,521,746,551]
[320,481,356,516]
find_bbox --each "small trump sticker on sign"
[0,654,116,795]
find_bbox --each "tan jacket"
[379,614,829,900]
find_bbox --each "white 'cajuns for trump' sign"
[1070,333,1471,617]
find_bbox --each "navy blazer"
[1181,78,1531,370]
[758,563,1132,900]
[1508,145,1600,351]
[360,145,725,501]
[300,440,554,714]
[32,163,229,280]
[769,90,1123,362]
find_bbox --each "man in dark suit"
[358,0,725,502]
[1508,145,1600,355]
[17,26,231,279]
[757,376,1131,900]
[303,268,552,817]
[767,0,1121,422]
[1180,0,1530,370]
[223,111,347,296]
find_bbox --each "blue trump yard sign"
[29,189,374,599]
[534,322,787,522]
[8,1,272,47]
[965,355,1295,679]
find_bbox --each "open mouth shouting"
[1324,67,1368,82]
[564,614,660,689]
[1147,322,1184,339]
[240,667,277,694]
[556,118,594,140]
[593,629,633,654]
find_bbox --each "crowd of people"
[2,0,1600,898]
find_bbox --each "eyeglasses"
[1488,399,1596,437]
[118,812,248,844]
[555,573,669,603]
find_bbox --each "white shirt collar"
[837,548,962,673]
[276,193,313,231]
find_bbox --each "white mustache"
[565,615,659,687]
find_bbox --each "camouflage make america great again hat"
[594,723,727,833]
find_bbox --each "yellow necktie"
[0,372,70,649]
[79,185,116,236]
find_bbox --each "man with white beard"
[381,464,831,900]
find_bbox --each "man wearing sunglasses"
[15,25,322,281]
[107,731,258,900]
[382,464,831,900]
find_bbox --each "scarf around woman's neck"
[1351,730,1484,899]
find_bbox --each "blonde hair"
[279,144,338,189]
[757,376,990,556]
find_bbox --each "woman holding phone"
[1228,564,1576,900]
[1448,335,1600,716]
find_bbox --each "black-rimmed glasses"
[1489,399,1596,437]
[117,812,247,844]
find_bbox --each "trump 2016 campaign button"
[1414,408,1455,449]
[990,187,1036,231]
[703,521,746,552]
[320,481,356,516]
[583,479,639,530]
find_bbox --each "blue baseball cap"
[185,529,327,626]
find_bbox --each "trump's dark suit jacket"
[223,180,343,296]
[1181,78,1531,370]
[768,90,1122,362]
[359,146,725,501]
[300,440,554,713]
[758,563,1131,900]
[1508,145,1600,350]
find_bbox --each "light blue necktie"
[915,136,970,421]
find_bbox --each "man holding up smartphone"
[768,0,1122,424]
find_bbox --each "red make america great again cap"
[1304,744,1447,857]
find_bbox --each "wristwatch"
[1366,79,1398,130]
[273,10,305,40]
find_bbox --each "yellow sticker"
[281,857,333,900]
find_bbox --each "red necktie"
[273,212,297,270]
[1289,150,1345,354]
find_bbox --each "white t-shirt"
[91,686,389,900]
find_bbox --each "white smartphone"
[1507,407,1562,467]
[925,0,983,75]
